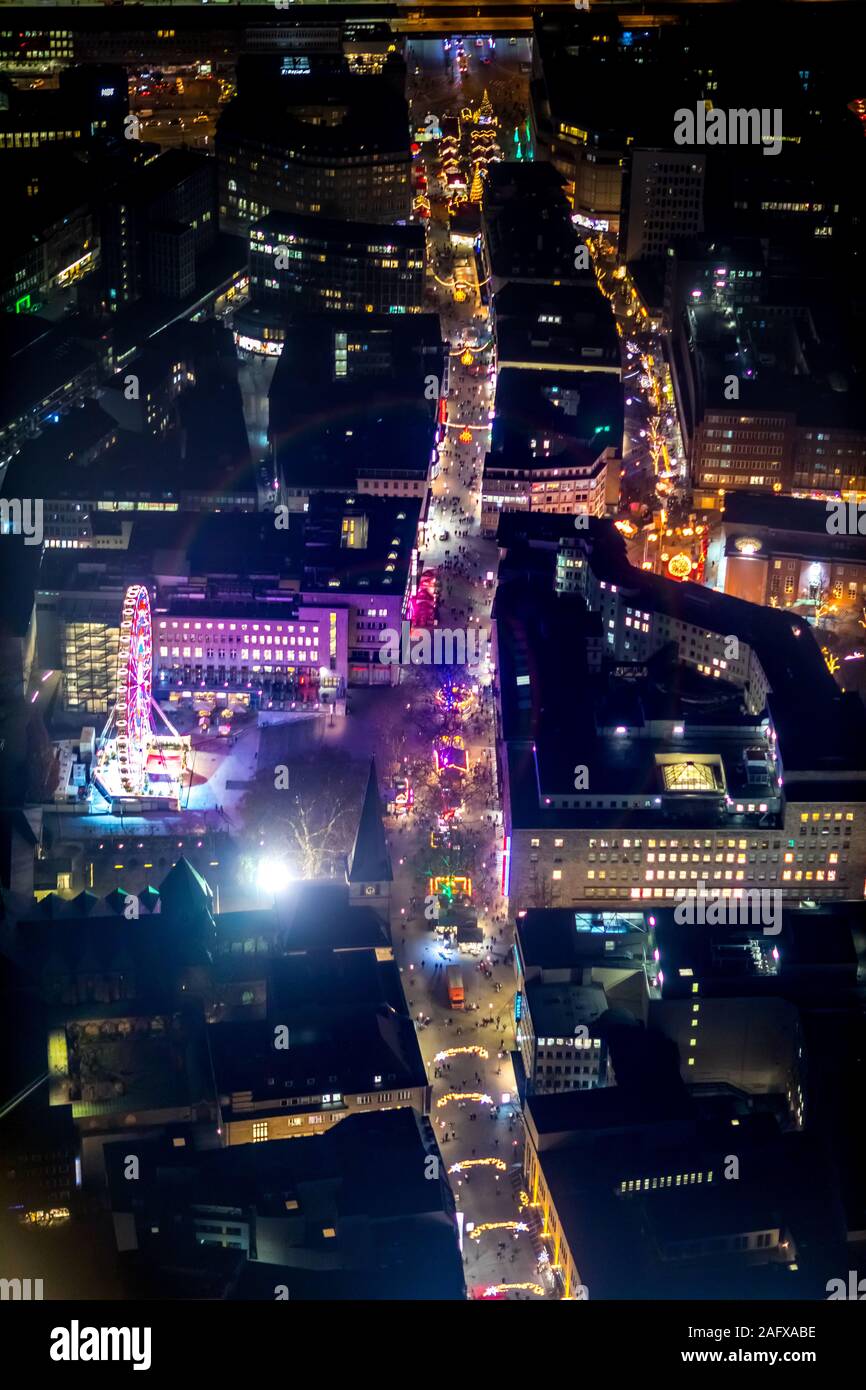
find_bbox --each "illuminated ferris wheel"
[114,584,153,795]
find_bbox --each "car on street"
[447,965,465,1008]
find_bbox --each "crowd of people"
[374,112,549,1293]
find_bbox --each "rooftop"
[687,302,866,431]
[252,209,424,251]
[37,493,422,600]
[652,904,861,1000]
[516,908,649,973]
[209,991,423,1106]
[268,312,442,493]
[216,883,389,955]
[347,759,393,885]
[58,1006,214,1120]
[106,1108,465,1300]
[482,160,587,286]
[489,368,623,464]
[218,73,411,158]
[525,979,608,1037]
[0,316,99,432]
[0,536,42,641]
[720,491,866,566]
[493,516,866,833]
[2,388,256,509]
[494,281,620,374]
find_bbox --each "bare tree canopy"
[238,750,368,881]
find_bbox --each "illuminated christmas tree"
[469,166,484,203]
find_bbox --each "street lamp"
[256,856,293,899]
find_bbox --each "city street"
[371,51,549,1298]
[593,246,687,503]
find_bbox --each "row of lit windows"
[620,1172,711,1193]
[643,868,836,882]
[0,44,71,57]
[587,837,782,850]
[786,849,839,862]
[648,852,750,863]
[159,636,320,648]
[160,644,317,659]
[255,240,413,260]
[705,415,788,428]
[587,842,789,859]
[578,884,844,900]
[783,870,837,882]
[579,870,802,885]
[704,442,779,456]
[702,475,772,486]
[0,130,80,148]
[585,854,778,866]
[158,620,317,634]
[623,886,823,900]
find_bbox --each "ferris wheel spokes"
[114,584,154,796]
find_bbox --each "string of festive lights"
[482,1283,545,1298]
[432,272,493,292]
[469,1221,530,1241]
[448,1158,507,1173]
[434,1046,489,1061]
[447,338,492,357]
[436,1092,493,1108]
